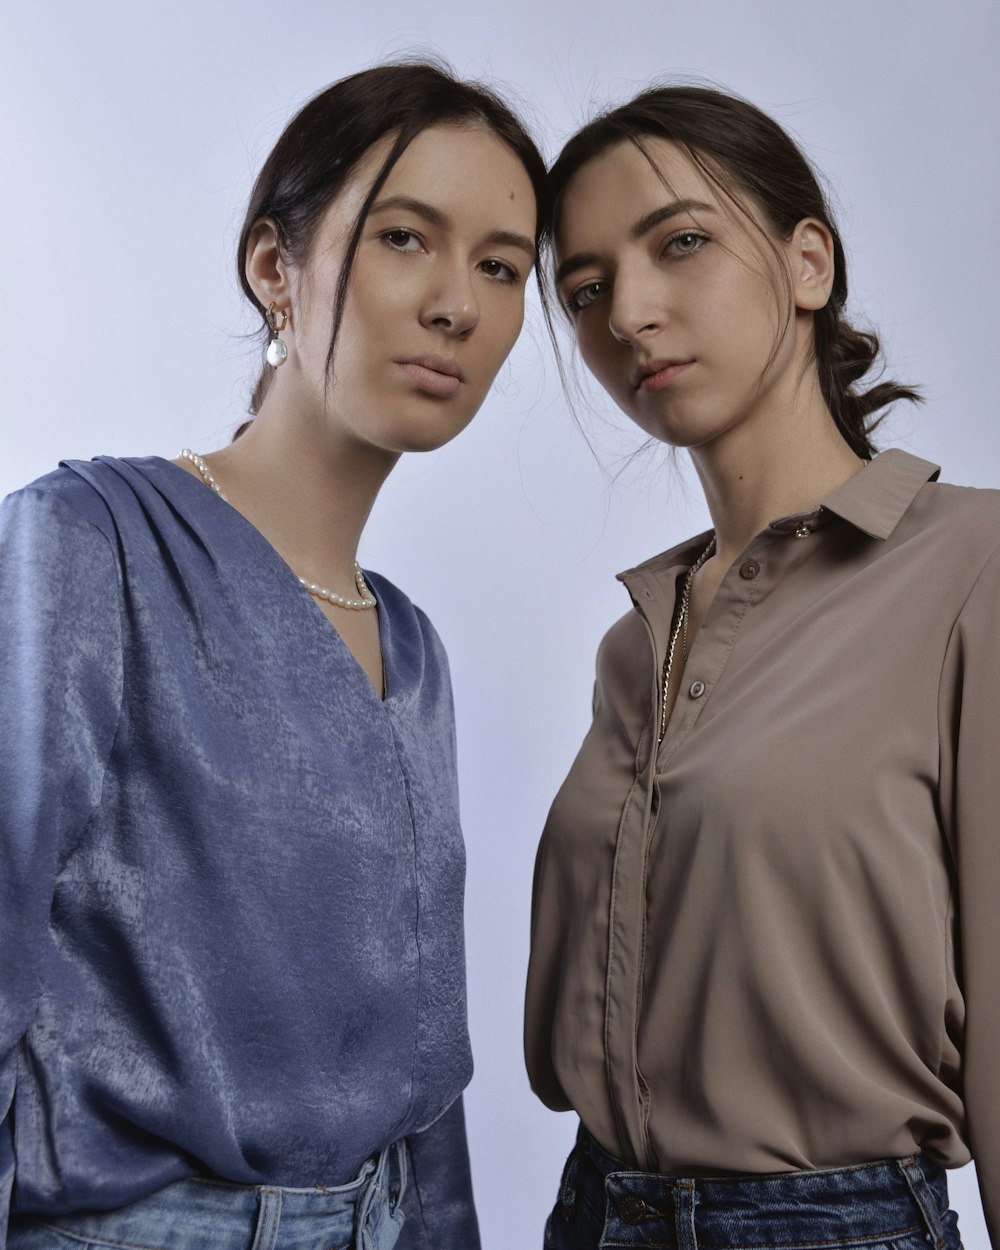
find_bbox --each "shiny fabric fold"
[0,456,479,1247]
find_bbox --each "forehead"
[339,122,537,234]
[556,137,728,254]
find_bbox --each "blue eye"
[565,280,608,314]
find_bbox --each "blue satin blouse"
[0,457,479,1247]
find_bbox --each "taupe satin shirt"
[525,450,1000,1243]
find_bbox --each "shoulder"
[907,476,1000,571]
[0,461,124,566]
[923,476,1000,528]
[1,456,171,544]
[0,466,126,660]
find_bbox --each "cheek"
[479,294,526,368]
[577,321,625,391]
[501,298,527,355]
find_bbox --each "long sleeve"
[398,1096,481,1249]
[0,488,123,1242]
[939,541,1000,1248]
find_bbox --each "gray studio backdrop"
[3,1,997,1245]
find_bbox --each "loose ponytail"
[813,290,921,461]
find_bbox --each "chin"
[621,400,731,451]
[393,419,477,455]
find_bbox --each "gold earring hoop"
[265,302,289,367]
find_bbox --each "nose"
[607,269,663,346]
[420,265,480,338]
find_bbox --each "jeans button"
[619,1195,647,1222]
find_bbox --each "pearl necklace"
[656,535,716,746]
[179,449,377,611]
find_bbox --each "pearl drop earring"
[265,303,289,367]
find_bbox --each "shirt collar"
[812,447,939,539]
[617,448,941,587]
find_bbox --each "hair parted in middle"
[547,84,919,458]
[237,60,550,416]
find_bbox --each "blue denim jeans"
[545,1125,962,1250]
[8,1140,406,1250]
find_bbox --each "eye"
[564,280,608,315]
[478,257,520,284]
[664,230,708,258]
[381,228,424,253]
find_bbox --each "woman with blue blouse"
[0,62,545,1250]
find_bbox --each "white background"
[3,2,998,1245]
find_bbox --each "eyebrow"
[370,194,536,261]
[555,198,717,286]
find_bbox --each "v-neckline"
[146,456,391,705]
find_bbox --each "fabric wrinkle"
[525,451,997,1212]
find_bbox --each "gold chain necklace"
[657,536,716,746]
[179,449,377,611]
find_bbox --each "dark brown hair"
[548,85,919,458]
[237,61,549,416]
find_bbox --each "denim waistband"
[10,1140,408,1250]
[567,1125,957,1250]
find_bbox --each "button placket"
[655,545,765,761]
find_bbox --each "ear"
[244,217,292,313]
[791,217,835,312]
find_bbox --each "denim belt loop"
[250,1187,282,1250]
[674,1178,699,1250]
[898,1156,946,1249]
[355,1138,408,1249]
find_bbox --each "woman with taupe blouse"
[526,87,998,1249]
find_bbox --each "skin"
[555,137,866,726]
[175,122,537,695]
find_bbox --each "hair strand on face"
[235,59,551,426]
[546,83,921,459]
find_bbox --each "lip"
[634,359,695,392]
[396,354,465,398]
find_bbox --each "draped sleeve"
[0,486,123,1245]
[398,1096,481,1248]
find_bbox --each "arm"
[0,486,123,1242]
[397,1096,481,1250]
[939,542,1000,1248]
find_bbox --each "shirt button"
[619,1195,647,1223]
[739,559,760,580]
[689,679,706,698]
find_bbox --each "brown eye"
[382,229,423,252]
[479,258,519,283]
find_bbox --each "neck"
[687,379,865,567]
[197,389,399,589]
